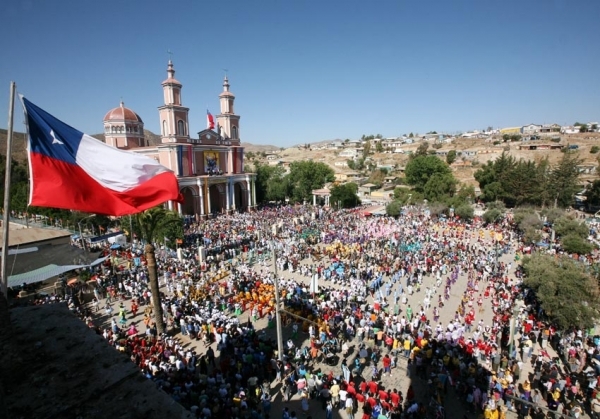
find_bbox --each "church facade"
[102,60,256,218]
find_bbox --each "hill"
[250,133,600,188]
[0,129,28,163]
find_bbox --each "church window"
[178,120,185,136]
[162,120,167,136]
[232,126,238,139]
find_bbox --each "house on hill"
[521,124,541,135]
[540,124,561,133]
[517,143,564,151]
[358,183,378,197]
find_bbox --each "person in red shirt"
[382,354,392,376]
[368,380,378,395]
[378,389,388,401]
[359,381,368,394]
[390,389,401,407]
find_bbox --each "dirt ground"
[0,301,193,419]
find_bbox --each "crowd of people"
[15,204,600,419]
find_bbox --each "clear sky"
[0,0,598,147]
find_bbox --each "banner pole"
[1,81,17,300]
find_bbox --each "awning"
[89,256,110,266]
[8,264,82,288]
[7,256,109,288]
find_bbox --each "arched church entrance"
[181,187,196,215]
[209,184,224,215]
[234,182,246,212]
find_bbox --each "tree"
[405,155,452,192]
[446,150,457,165]
[330,183,360,209]
[254,162,284,204]
[454,203,474,220]
[585,179,600,207]
[375,141,384,153]
[286,161,335,203]
[423,172,457,202]
[413,142,429,157]
[409,132,414,138]
[346,159,356,170]
[540,207,565,224]
[363,140,371,158]
[553,216,588,239]
[483,208,503,224]
[591,146,599,154]
[135,206,182,334]
[548,152,581,208]
[522,253,600,330]
[579,124,589,133]
[561,234,594,254]
[386,200,403,217]
[367,169,388,188]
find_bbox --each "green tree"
[553,216,588,239]
[386,200,403,217]
[286,161,335,203]
[522,253,600,329]
[585,179,600,207]
[454,203,474,220]
[423,172,457,202]
[135,206,182,334]
[579,124,589,133]
[548,152,581,208]
[561,234,594,254]
[446,149,457,165]
[590,146,599,154]
[405,155,452,193]
[483,208,503,224]
[375,141,384,153]
[409,132,414,138]
[540,207,565,224]
[330,183,360,209]
[254,162,281,204]
[347,159,356,170]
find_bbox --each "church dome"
[103,101,143,123]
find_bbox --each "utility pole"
[271,237,284,362]
[508,302,520,358]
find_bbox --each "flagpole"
[1,81,17,300]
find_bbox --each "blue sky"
[0,0,598,146]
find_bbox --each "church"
[101,60,256,218]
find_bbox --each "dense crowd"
[17,204,600,419]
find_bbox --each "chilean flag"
[206,109,215,130]
[22,97,182,216]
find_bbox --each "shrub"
[591,146,599,154]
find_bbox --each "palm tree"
[134,206,181,335]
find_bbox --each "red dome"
[103,102,143,123]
